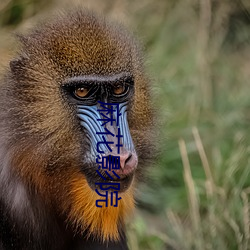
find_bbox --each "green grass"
[127,1,250,249]
[123,1,250,249]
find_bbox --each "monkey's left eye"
[75,87,89,98]
[113,84,127,96]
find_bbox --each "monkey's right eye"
[74,87,89,98]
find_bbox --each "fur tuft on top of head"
[12,10,142,79]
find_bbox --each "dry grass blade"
[178,139,203,249]
[241,191,250,250]
[192,126,214,195]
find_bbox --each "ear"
[10,34,29,73]
[10,58,21,73]
[9,57,26,75]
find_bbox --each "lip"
[86,173,134,193]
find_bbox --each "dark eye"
[74,87,89,98]
[113,84,126,95]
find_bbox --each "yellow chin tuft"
[67,174,135,241]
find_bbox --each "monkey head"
[0,10,153,242]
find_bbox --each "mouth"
[85,170,134,193]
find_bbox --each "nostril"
[125,153,132,165]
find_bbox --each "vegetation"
[1,0,250,249]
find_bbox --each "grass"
[1,0,250,249]
[127,1,250,249]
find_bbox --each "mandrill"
[0,9,153,250]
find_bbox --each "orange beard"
[67,174,135,241]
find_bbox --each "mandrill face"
[0,10,154,243]
[63,73,138,194]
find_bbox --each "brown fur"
[0,9,153,245]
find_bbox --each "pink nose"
[120,152,132,169]
[115,151,138,176]
[103,151,138,177]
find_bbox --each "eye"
[75,87,89,98]
[113,84,126,95]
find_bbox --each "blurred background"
[1,0,250,249]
